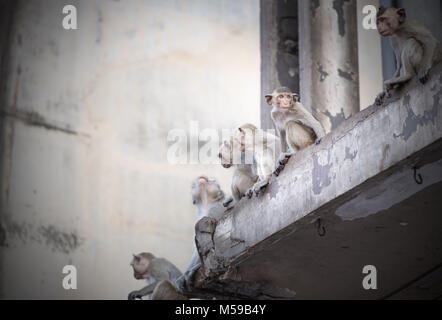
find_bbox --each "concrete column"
[299,0,360,133]
[260,0,299,130]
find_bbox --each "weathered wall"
[0,0,260,299]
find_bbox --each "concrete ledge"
[187,63,442,299]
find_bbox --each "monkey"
[265,87,326,175]
[128,252,187,300]
[375,6,442,105]
[218,138,259,208]
[233,123,280,197]
[176,176,226,290]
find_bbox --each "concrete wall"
[0,0,260,299]
[357,0,383,110]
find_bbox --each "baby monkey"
[218,138,259,208]
[266,87,325,175]
[128,252,186,300]
[233,123,280,197]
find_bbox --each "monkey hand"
[222,196,234,208]
[375,91,386,106]
[245,188,254,199]
[274,153,291,176]
[418,68,430,84]
[253,180,269,197]
[128,290,143,300]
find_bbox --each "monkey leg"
[152,280,187,300]
[128,281,158,300]
[222,195,234,208]
[273,152,293,176]
[385,39,423,86]
[252,177,270,197]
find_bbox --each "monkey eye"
[278,95,283,99]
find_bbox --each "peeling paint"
[393,91,440,141]
[344,147,357,161]
[323,108,347,130]
[311,0,320,18]
[312,151,332,195]
[332,0,350,37]
[317,63,329,82]
[380,144,390,171]
[338,68,354,81]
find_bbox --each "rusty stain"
[268,179,280,200]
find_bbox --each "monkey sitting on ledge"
[233,123,280,197]
[176,176,226,290]
[218,138,259,209]
[265,87,325,176]
[128,252,186,300]
[375,6,442,105]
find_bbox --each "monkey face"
[376,7,406,36]
[234,127,255,152]
[276,93,293,109]
[130,254,151,280]
[218,141,233,168]
[192,176,224,205]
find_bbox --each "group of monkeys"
[128,7,442,300]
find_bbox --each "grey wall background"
[0,0,260,299]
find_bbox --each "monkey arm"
[128,281,159,300]
[279,129,288,153]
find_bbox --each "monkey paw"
[274,153,292,176]
[418,69,430,84]
[245,188,254,199]
[375,91,386,106]
[222,196,234,208]
[128,290,142,300]
[253,181,269,197]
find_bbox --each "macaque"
[265,87,325,175]
[375,6,442,105]
[218,138,259,208]
[233,123,280,197]
[177,176,226,289]
[128,252,186,300]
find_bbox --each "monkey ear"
[396,8,406,22]
[265,95,273,105]
[292,93,299,102]
[133,254,140,260]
